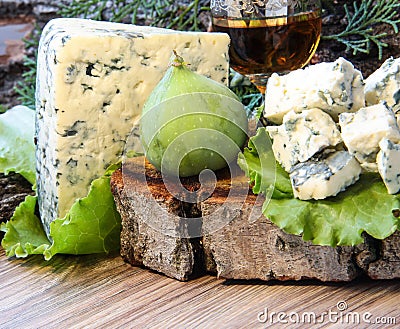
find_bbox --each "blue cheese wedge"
[290,151,362,200]
[263,57,365,124]
[364,57,400,113]
[396,109,400,127]
[339,102,400,172]
[35,18,230,234]
[267,108,342,172]
[377,138,400,194]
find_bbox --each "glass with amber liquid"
[211,0,322,93]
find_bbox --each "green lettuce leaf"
[238,128,400,247]
[237,128,293,199]
[1,165,121,260]
[265,174,400,246]
[0,106,36,185]
[0,195,50,257]
[44,164,121,260]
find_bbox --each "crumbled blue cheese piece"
[290,151,362,200]
[263,57,365,124]
[377,138,400,194]
[267,108,342,172]
[339,102,400,172]
[35,18,230,234]
[364,57,400,113]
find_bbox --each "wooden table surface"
[1,248,399,329]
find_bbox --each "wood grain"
[1,248,400,328]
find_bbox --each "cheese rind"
[364,57,400,113]
[35,18,230,234]
[377,138,400,194]
[339,102,400,172]
[267,108,342,172]
[290,151,362,200]
[263,57,365,124]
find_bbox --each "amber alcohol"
[212,11,321,90]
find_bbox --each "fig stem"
[172,50,187,68]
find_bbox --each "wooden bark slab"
[111,157,400,282]
[111,157,204,281]
[367,231,400,279]
[202,197,363,282]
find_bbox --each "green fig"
[140,52,248,177]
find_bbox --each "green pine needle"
[13,24,41,109]
[59,0,206,31]
[323,0,400,59]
